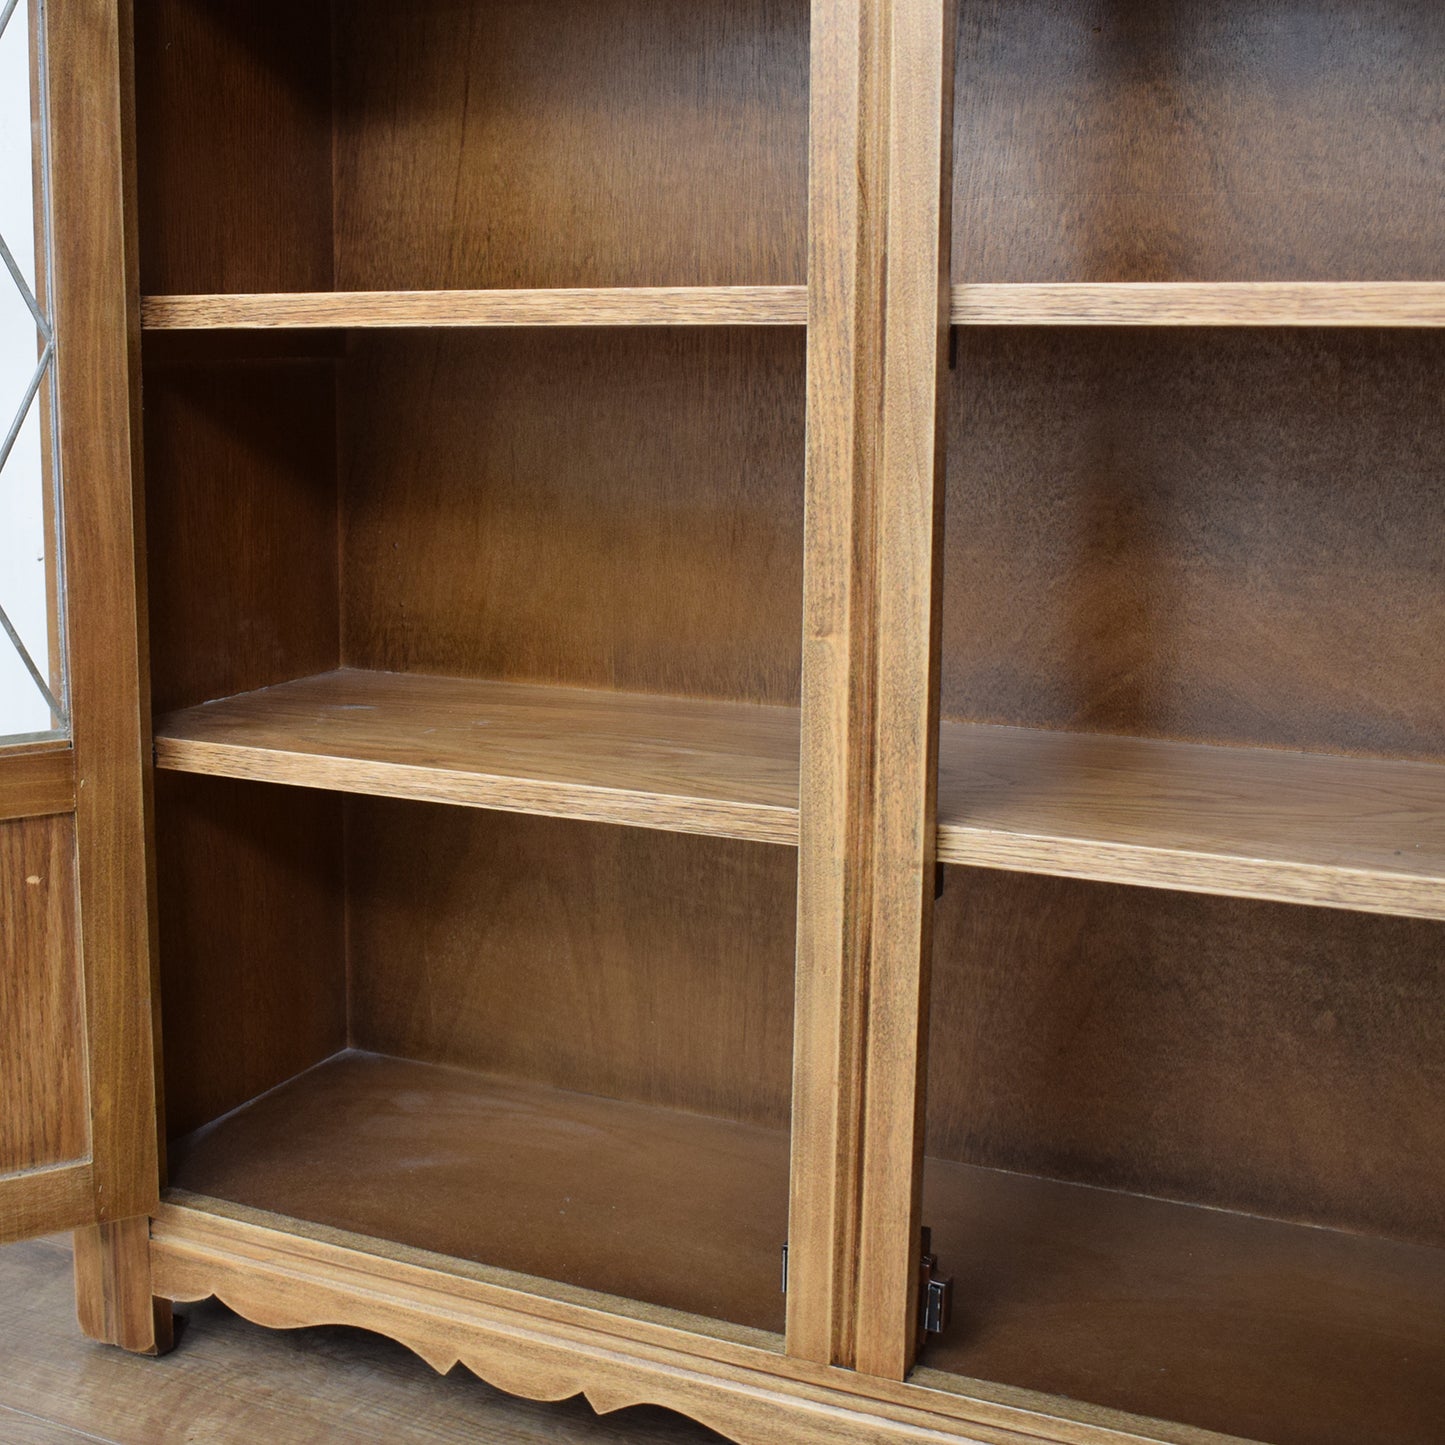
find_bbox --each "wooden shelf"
[951,282,1445,328]
[167,1050,790,1335]
[937,722,1445,919]
[140,287,808,331]
[920,1159,1445,1445]
[154,669,800,846]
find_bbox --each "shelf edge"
[141,287,809,330]
[154,737,800,848]
[951,282,1445,327]
[936,823,1445,920]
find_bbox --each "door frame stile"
[46,0,165,1346]
[787,0,891,1368]
[853,0,956,1381]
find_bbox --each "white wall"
[0,0,61,739]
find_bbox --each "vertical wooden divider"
[787,0,888,1368]
[853,0,955,1381]
[789,0,954,1375]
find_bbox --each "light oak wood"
[155,670,800,847]
[49,0,161,1231]
[0,1235,730,1444]
[147,1198,1247,1445]
[0,1165,93,1248]
[851,0,956,1382]
[74,1216,172,1355]
[142,288,808,330]
[920,1160,1445,1445]
[167,1051,790,1336]
[40,0,1445,1439]
[951,282,1445,327]
[936,722,1445,917]
[0,749,75,822]
[785,0,888,1369]
[0,816,86,1176]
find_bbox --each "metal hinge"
[781,1235,952,1340]
[918,1226,953,1341]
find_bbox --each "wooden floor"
[0,1235,724,1444]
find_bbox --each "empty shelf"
[141,287,808,330]
[937,722,1445,918]
[155,670,801,846]
[952,282,1445,328]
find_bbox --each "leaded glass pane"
[0,0,66,744]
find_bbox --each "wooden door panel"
[0,0,160,1245]
[0,810,86,1174]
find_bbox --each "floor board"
[0,1235,724,1443]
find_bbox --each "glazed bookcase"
[2,2,1443,1444]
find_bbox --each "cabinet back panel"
[346,802,797,1130]
[134,0,334,295]
[143,357,340,715]
[956,0,1445,282]
[0,815,86,1172]
[927,867,1445,1248]
[340,329,806,706]
[156,773,347,1141]
[334,0,808,290]
[943,329,1445,759]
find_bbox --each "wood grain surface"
[941,328,1445,760]
[142,356,339,714]
[783,0,890,1370]
[339,328,804,705]
[133,0,333,295]
[345,804,797,1130]
[936,722,1445,916]
[154,773,346,1140]
[142,289,808,330]
[0,1167,92,1250]
[851,0,956,1384]
[0,750,75,823]
[167,1051,791,1335]
[0,1234,728,1443]
[926,868,1445,1249]
[952,282,1445,326]
[919,1160,1445,1445]
[0,816,86,1175]
[156,669,801,846]
[953,0,1445,282]
[147,1199,1258,1445]
[333,0,807,292]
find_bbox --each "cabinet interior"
[921,5,1445,1438]
[133,0,809,295]
[135,0,808,1337]
[954,0,1445,283]
[127,0,1445,1437]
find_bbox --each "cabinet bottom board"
[921,1158,1445,1445]
[166,1050,790,1335]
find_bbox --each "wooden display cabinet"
[2,2,1442,1443]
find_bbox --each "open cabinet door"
[0,0,158,1271]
